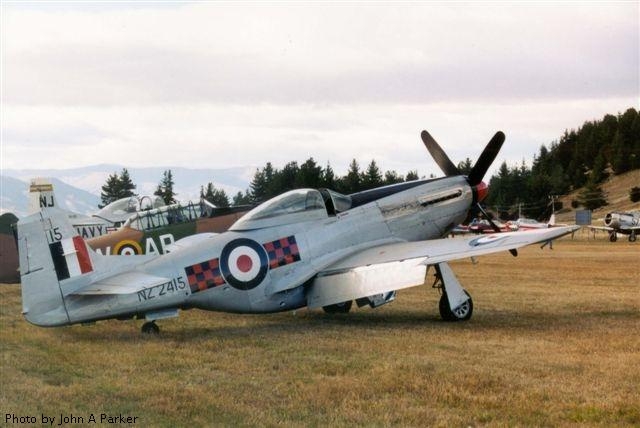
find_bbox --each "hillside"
[555,169,640,224]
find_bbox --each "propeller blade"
[467,131,505,185]
[421,130,460,177]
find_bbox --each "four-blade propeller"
[421,129,516,256]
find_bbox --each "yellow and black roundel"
[113,240,142,255]
[219,238,269,290]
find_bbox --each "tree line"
[99,161,421,209]
[485,107,640,218]
[247,159,420,204]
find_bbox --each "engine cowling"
[604,212,636,229]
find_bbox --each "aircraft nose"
[474,181,489,203]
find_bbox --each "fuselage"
[41,177,476,325]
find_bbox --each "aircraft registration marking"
[137,277,187,302]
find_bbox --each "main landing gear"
[141,321,160,335]
[431,262,473,321]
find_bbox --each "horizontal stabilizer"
[71,271,170,295]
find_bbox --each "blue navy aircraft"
[16,130,579,333]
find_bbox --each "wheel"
[609,232,617,242]
[630,231,636,242]
[141,321,160,334]
[322,300,353,314]
[439,291,473,321]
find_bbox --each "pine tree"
[200,181,230,207]
[362,160,383,190]
[118,168,136,198]
[457,158,473,175]
[232,191,252,206]
[589,150,608,184]
[383,170,404,185]
[405,170,419,181]
[276,161,299,193]
[578,180,608,210]
[99,169,137,208]
[296,158,323,189]
[321,162,336,189]
[342,159,362,193]
[154,170,177,205]
[100,172,121,208]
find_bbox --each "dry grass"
[1,236,639,427]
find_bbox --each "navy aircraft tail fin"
[28,178,58,214]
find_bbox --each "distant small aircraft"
[589,211,640,242]
[468,218,509,234]
[16,130,578,333]
[506,217,550,231]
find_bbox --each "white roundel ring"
[220,238,268,290]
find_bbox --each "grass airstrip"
[1,233,638,427]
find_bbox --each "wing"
[306,226,579,309]
[588,225,613,232]
[70,271,171,295]
[322,226,579,273]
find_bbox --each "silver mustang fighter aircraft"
[16,130,579,333]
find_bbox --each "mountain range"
[1,164,254,217]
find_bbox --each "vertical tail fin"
[18,208,82,326]
[18,207,156,326]
[28,178,58,214]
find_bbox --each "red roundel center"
[236,255,253,273]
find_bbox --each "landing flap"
[307,260,426,309]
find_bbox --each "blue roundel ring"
[220,238,269,290]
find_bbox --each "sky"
[1,1,638,181]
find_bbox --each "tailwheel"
[439,291,473,322]
[141,321,160,335]
[322,300,353,314]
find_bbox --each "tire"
[141,321,160,334]
[439,291,473,321]
[630,232,636,242]
[609,232,617,242]
[322,300,353,314]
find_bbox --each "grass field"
[1,235,638,427]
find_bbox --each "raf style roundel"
[219,238,269,290]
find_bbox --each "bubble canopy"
[230,189,352,230]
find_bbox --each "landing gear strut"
[630,231,636,242]
[141,321,160,335]
[609,231,618,242]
